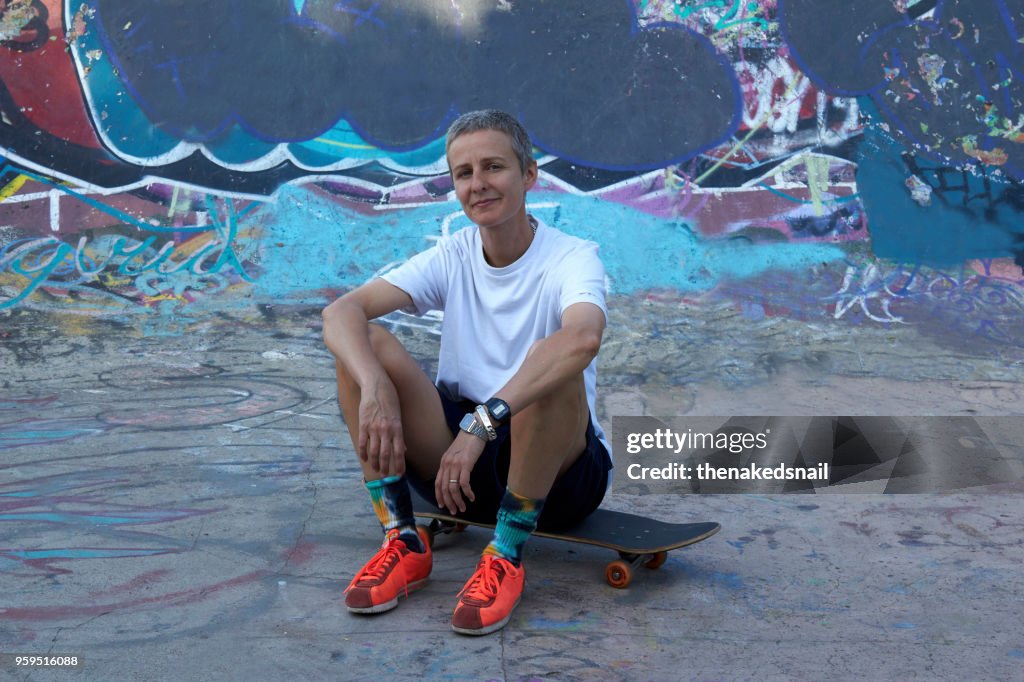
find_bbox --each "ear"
[523,159,538,191]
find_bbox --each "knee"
[334,325,394,382]
[535,373,585,409]
[366,323,404,363]
[519,374,587,426]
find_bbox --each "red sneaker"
[344,527,432,614]
[451,555,524,635]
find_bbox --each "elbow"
[321,296,359,348]
[575,329,602,363]
[322,296,347,323]
[321,301,339,343]
[322,295,359,325]
[321,301,338,328]
[320,308,334,350]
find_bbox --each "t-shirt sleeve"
[558,241,608,322]
[379,242,449,315]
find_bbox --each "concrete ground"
[1,301,1023,681]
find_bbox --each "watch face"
[460,413,486,439]
[486,399,510,423]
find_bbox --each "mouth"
[472,198,498,208]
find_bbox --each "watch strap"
[484,398,511,425]
[459,412,490,441]
[474,405,497,441]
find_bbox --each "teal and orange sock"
[483,487,545,566]
[365,475,424,553]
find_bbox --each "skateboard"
[412,493,720,588]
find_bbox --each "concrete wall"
[2,4,1023,673]
[1,0,1022,343]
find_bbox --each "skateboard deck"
[412,493,720,588]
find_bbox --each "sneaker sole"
[345,577,428,615]
[451,596,521,636]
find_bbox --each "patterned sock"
[365,475,424,553]
[483,487,545,567]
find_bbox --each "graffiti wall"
[1,0,1023,344]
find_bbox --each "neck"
[479,212,536,268]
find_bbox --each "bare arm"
[493,301,605,416]
[322,279,414,475]
[322,278,411,383]
[434,301,605,513]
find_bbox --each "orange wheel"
[644,551,668,570]
[454,523,468,532]
[605,560,633,588]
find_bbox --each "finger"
[390,433,406,477]
[377,434,392,475]
[384,446,405,478]
[357,426,369,462]
[438,471,454,512]
[392,432,406,459]
[441,472,459,515]
[438,479,451,514]
[366,431,381,471]
[460,470,475,503]
[435,470,450,512]
[449,471,466,513]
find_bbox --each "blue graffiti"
[253,186,847,301]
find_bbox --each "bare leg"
[506,373,589,499]
[334,324,453,482]
[450,373,590,636]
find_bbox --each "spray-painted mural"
[1,0,1022,339]
[2,0,1024,650]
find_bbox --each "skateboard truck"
[605,551,668,588]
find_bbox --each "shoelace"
[458,555,510,604]
[344,534,408,595]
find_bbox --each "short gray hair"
[445,109,533,172]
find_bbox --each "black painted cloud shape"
[780,0,1024,178]
[93,0,741,170]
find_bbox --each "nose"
[470,169,487,192]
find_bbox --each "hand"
[435,431,485,514]
[357,376,406,477]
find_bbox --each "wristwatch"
[484,398,511,426]
[459,412,491,441]
[474,405,497,440]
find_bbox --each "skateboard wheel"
[644,551,668,570]
[605,560,633,588]
[454,523,468,533]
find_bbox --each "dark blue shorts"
[405,390,613,532]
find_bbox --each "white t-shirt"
[381,219,611,458]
